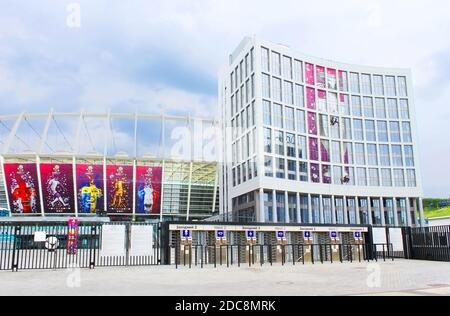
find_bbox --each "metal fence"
[404,225,450,262]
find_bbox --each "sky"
[0,0,449,197]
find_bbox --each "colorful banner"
[322,165,331,184]
[106,165,133,214]
[3,163,41,214]
[309,137,319,161]
[67,218,79,255]
[307,112,317,135]
[76,164,104,214]
[306,87,316,109]
[136,166,163,215]
[305,63,315,85]
[40,163,75,214]
[310,163,320,183]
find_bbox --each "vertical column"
[186,161,193,220]
[343,196,349,225]
[259,188,265,222]
[331,195,336,224]
[355,197,361,224]
[285,191,290,223]
[0,156,10,211]
[413,198,418,226]
[307,193,312,224]
[393,198,399,226]
[159,160,165,222]
[367,197,373,225]
[296,192,301,224]
[72,156,78,217]
[418,197,425,227]
[36,155,45,217]
[132,159,136,221]
[406,198,412,227]
[319,194,324,224]
[272,189,278,223]
[380,197,386,226]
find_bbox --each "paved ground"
[0,260,449,296]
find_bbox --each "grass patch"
[424,206,450,219]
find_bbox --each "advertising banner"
[106,165,133,214]
[136,166,162,215]
[3,163,41,214]
[67,218,79,255]
[76,164,104,214]
[40,163,75,214]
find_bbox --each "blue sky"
[0,0,450,197]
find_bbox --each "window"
[250,48,254,72]
[367,144,378,165]
[339,94,350,115]
[390,122,401,142]
[245,54,250,78]
[307,112,317,135]
[350,72,360,93]
[284,81,293,104]
[264,191,273,221]
[399,99,410,119]
[392,145,403,166]
[394,169,405,187]
[357,168,367,186]
[361,74,372,95]
[327,68,337,90]
[245,79,250,104]
[275,131,284,155]
[276,193,286,223]
[309,137,319,161]
[381,169,392,186]
[287,160,296,180]
[298,136,307,159]
[328,92,338,114]
[398,76,407,97]
[311,164,320,183]
[263,100,271,126]
[276,158,285,179]
[296,110,306,133]
[363,97,374,118]
[320,140,330,162]
[295,84,304,107]
[285,107,295,130]
[330,117,340,139]
[242,162,247,182]
[365,120,376,141]
[402,122,412,142]
[231,94,235,117]
[375,98,386,118]
[385,76,396,96]
[306,87,315,109]
[331,141,341,163]
[293,60,303,82]
[251,75,255,99]
[343,118,352,140]
[373,75,384,95]
[273,103,283,128]
[261,47,270,72]
[387,99,398,119]
[346,167,355,185]
[355,143,366,165]
[351,96,362,117]
[316,66,326,88]
[377,121,388,142]
[305,63,315,85]
[319,114,329,137]
[333,166,342,185]
[288,193,297,223]
[338,70,348,91]
[286,133,296,157]
[262,74,270,98]
[283,56,292,79]
[404,145,414,166]
[299,162,308,181]
[240,60,244,84]
[264,156,273,177]
[264,128,272,153]
[353,119,364,141]
[272,51,281,76]
[237,165,241,185]
[317,90,327,112]
[272,77,282,102]
[368,168,379,186]
[343,142,354,164]
[406,169,416,187]
[379,144,390,166]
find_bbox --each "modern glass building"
[0,112,219,221]
[219,36,425,227]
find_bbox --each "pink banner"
[338,70,346,91]
[3,163,41,214]
[67,218,79,255]
[309,137,319,161]
[322,165,331,184]
[306,87,315,109]
[307,112,317,135]
[136,166,163,215]
[305,63,315,85]
[310,163,320,183]
[327,68,337,89]
[106,165,133,214]
[40,163,75,214]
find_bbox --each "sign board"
[0,209,11,217]
[353,231,362,240]
[303,231,312,240]
[181,229,192,239]
[130,225,154,257]
[330,231,338,240]
[45,236,59,251]
[389,228,404,252]
[67,218,80,255]
[277,231,286,240]
[34,231,47,242]
[246,230,256,240]
[101,225,126,257]
[216,230,225,240]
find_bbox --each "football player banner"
[136,166,162,215]
[67,218,79,255]
[3,163,41,214]
[76,164,104,214]
[106,165,133,214]
[40,163,75,214]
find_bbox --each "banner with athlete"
[106,165,133,214]
[40,163,75,214]
[76,164,104,214]
[135,166,162,215]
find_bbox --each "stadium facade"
[219,37,425,227]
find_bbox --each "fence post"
[89,225,97,269]
[11,226,20,272]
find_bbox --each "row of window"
[262,156,417,187]
[263,103,412,143]
[262,192,414,225]
[263,128,414,167]
[261,78,411,119]
[230,74,255,118]
[230,47,255,94]
[232,160,258,187]
[231,102,255,141]
[261,46,408,97]
[232,128,257,165]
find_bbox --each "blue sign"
[354,231,362,239]
[303,231,312,239]
[277,231,285,239]
[216,230,225,238]
[181,229,191,238]
[330,231,338,239]
[246,230,255,239]
[0,209,10,217]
